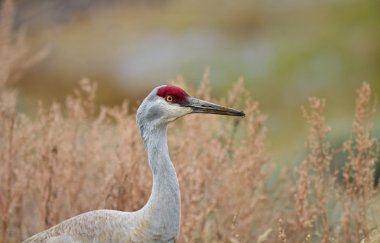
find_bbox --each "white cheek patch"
[161,101,192,121]
[167,104,192,118]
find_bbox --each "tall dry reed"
[287,84,379,243]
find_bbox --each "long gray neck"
[137,122,181,239]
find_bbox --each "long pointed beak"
[185,97,245,117]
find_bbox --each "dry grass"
[288,90,379,243]
[0,1,379,242]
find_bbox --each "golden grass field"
[1,0,380,242]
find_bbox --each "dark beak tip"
[238,111,246,117]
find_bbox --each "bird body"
[24,209,176,242]
[24,85,244,243]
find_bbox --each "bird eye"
[165,95,174,103]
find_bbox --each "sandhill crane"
[24,85,245,243]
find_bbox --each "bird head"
[137,85,245,127]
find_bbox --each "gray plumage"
[24,85,244,243]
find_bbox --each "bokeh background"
[11,0,380,160]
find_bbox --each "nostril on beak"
[201,103,214,108]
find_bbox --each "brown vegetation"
[0,0,379,242]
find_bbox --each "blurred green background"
[11,0,380,161]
